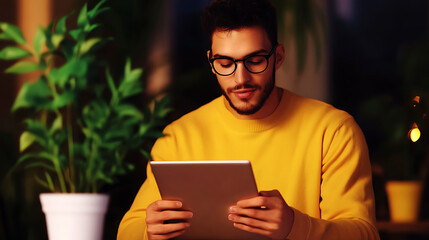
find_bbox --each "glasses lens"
[213,58,235,75]
[245,56,268,73]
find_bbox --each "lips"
[232,88,256,100]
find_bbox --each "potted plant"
[359,40,429,222]
[0,0,170,239]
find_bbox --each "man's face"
[209,26,279,116]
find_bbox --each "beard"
[221,70,275,115]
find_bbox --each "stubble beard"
[221,72,275,115]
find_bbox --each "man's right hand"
[146,200,193,240]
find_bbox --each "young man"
[118,0,380,239]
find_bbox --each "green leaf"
[100,140,122,150]
[44,172,55,191]
[85,23,100,34]
[5,61,43,74]
[17,152,54,165]
[104,128,131,140]
[69,29,82,41]
[118,78,142,98]
[42,21,55,51]
[84,36,112,55]
[123,62,142,83]
[35,173,55,192]
[20,131,36,152]
[77,3,89,28]
[87,0,109,19]
[0,46,31,60]
[51,33,64,48]
[118,60,143,98]
[79,38,101,55]
[0,22,26,44]
[12,76,53,111]
[24,162,56,172]
[23,120,50,147]
[124,58,132,75]
[127,163,135,171]
[56,14,69,35]
[138,123,152,136]
[50,115,63,133]
[82,100,110,129]
[153,96,172,119]
[114,104,143,119]
[106,68,119,105]
[33,26,46,57]
[52,91,75,109]
[94,171,114,184]
[140,149,151,161]
[48,58,88,88]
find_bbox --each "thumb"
[259,189,282,198]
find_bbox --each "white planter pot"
[40,193,110,240]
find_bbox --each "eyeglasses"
[209,45,277,76]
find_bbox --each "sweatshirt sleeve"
[116,162,160,240]
[286,116,380,240]
[117,125,177,240]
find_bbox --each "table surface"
[376,221,429,234]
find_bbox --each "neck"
[226,87,283,120]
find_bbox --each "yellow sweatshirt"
[117,89,380,240]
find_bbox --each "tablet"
[150,160,267,240]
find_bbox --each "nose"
[234,62,251,84]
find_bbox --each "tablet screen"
[150,160,267,240]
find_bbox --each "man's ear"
[207,50,216,75]
[274,44,285,70]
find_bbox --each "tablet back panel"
[150,160,267,240]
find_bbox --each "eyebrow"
[211,48,269,59]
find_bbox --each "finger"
[155,230,187,240]
[229,206,276,221]
[228,213,276,230]
[232,222,271,237]
[147,200,183,212]
[235,196,281,209]
[147,222,191,236]
[146,210,193,224]
[160,210,193,222]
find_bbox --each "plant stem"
[67,104,76,193]
[53,146,67,192]
[86,139,98,193]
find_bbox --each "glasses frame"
[209,44,278,76]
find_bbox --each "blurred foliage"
[359,39,429,180]
[0,0,170,193]
[0,1,171,239]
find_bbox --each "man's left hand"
[228,190,294,239]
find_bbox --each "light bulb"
[408,123,421,142]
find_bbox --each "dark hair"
[201,0,278,47]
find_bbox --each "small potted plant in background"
[0,0,170,239]
[360,40,429,222]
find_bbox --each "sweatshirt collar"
[217,89,290,132]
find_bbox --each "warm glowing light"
[412,96,421,107]
[408,123,421,142]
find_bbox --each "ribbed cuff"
[285,208,310,240]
